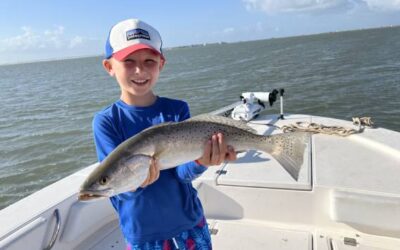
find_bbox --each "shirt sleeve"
[174,102,208,183]
[92,113,122,162]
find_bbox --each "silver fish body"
[79,115,310,201]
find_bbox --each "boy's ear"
[102,59,115,77]
[159,58,166,71]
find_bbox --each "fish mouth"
[78,189,111,201]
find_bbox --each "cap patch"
[126,28,150,41]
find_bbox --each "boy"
[93,18,236,250]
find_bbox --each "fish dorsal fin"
[187,114,257,133]
[137,121,175,136]
[148,121,174,129]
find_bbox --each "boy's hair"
[105,19,164,61]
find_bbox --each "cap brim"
[112,44,163,61]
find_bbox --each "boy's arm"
[175,161,208,183]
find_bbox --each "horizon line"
[1,24,398,67]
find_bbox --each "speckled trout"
[79,115,310,201]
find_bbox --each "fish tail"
[262,132,311,181]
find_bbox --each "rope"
[281,117,374,137]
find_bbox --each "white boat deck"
[1,114,400,250]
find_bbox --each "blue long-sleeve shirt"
[92,97,207,245]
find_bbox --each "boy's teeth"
[133,79,147,84]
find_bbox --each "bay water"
[0,26,399,209]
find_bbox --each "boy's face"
[103,49,165,105]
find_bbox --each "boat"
[1,90,399,250]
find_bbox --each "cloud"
[1,26,38,51]
[69,36,83,48]
[223,27,235,34]
[256,22,264,32]
[0,26,105,64]
[0,26,86,52]
[242,0,400,13]
[362,0,400,11]
[242,0,351,13]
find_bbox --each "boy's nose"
[133,63,145,74]
[133,65,142,74]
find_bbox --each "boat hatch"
[209,220,312,250]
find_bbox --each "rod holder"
[279,88,285,119]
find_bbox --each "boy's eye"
[145,59,156,64]
[124,59,135,64]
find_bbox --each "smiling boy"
[93,19,236,250]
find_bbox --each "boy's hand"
[140,158,160,188]
[196,133,237,167]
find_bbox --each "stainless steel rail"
[43,209,61,250]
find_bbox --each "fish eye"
[99,176,109,185]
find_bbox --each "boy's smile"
[103,48,165,106]
[131,79,149,85]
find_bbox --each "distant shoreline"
[1,25,398,67]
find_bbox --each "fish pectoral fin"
[124,154,153,189]
[125,154,152,168]
[152,147,169,162]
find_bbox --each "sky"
[1,0,400,65]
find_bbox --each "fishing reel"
[231,89,283,121]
